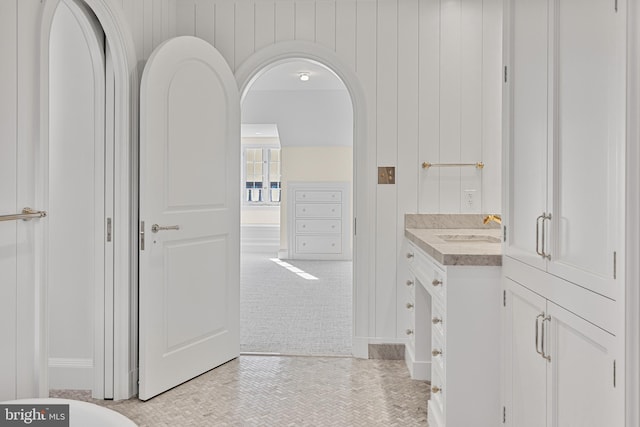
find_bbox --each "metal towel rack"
[0,207,48,222]
[422,162,484,169]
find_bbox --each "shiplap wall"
[0,1,502,384]
[168,0,502,339]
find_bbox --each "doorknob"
[151,224,180,233]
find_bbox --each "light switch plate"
[378,167,395,184]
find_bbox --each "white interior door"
[138,36,240,401]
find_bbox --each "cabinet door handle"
[536,214,545,257]
[406,280,414,287]
[535,313,544,357]
[432,279,442,287]
[541,213,552,260]
[406,252,414,259]
[541,315,551,362]
[432,317,442,325]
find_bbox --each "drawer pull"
[432,349,442,357]
[406,280,414,287]
[432,279,442,287]
[431,386,442,394]
[432,317,443,325]
[406,302,414,309]
[405,329,414,335]
[406,252,414,259]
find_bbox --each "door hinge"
[503,225,507,242]
[613,251,617,279]
[106,218,112,242]
[140,221,145,251]
[613,360,617,388]
[354,217,357,236]
[504,66,508,83]
[503,406,506,423]
[503,290,506,307]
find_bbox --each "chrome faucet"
[483,214,502,225]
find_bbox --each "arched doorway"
[39,0,137,399]
[240,58,354,355]
[236,42,372,359]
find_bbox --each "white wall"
[173,0,502,339]
[0,0,19,403]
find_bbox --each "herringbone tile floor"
[52,355,429,426]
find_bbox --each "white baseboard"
[405,346,431,381]
[241,224,280,253]
[48,358,93,390]
[352,336,369,359]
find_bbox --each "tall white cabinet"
[503,0,626,425]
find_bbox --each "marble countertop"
[404,214,503,266]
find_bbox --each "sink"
[436,234,501,243]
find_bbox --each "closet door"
[547,301,622,427]
[547,0,625,299]
[503,0,549,270]
[504,278,548,427]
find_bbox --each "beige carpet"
[240,252,352,356]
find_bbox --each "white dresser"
[287,182,350,260]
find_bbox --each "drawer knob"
[432,317,443,325]
[432,279,442,287]
[431,386,442,394]
[405,329,414,335]
[406,280,414,287]
[432,349,442,357]
[406,302,414,309]
[406,252,414,259]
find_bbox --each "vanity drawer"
[295,190,342,202]
[295,236,342,254]
[296,219,341,233]
[296,203,341,218]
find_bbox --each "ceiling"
[248,60,348,92]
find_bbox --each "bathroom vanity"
[402,214,502,427]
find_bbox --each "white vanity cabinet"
[405,241,501,427]
[287,182,350,260]
[504,277,622,427]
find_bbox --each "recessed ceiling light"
[299,72,310,82]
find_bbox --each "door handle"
[151,224,180,233]
[541,315,551,362]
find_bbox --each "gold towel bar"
[422,162,484,169]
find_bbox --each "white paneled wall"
[0,1,503,388]
[169,0,502,338]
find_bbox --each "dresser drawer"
[296,219,341,233]
[296,236,342,254]
[295,203,342,218]
[295,190,342,202]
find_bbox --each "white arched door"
[138,36,240,401]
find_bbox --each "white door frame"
[235,41,373,358]
[39,0,137,400]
